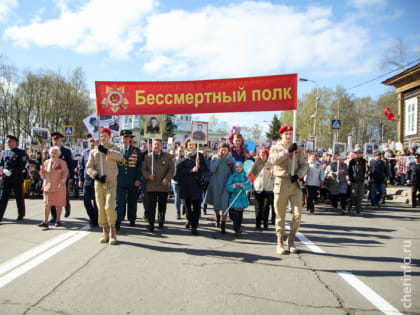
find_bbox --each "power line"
[347,57,420,91]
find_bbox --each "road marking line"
[0,225,90,288]
[296,231,326,254]
[0,232,77,276]
[285,223,326,253]
[286,223,401,314]
[337,271,403,315]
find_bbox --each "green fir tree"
[265,114,282,140]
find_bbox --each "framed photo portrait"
[210,140,220,151]
[31,127,49,142]
[364,143,375,158]
[144,115,162,138]
[307,135,318,150]
[191,121,208,145]
[299,139,306,148]
[305,140,314,153]
[332,142,347,160]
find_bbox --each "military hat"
[6,135,18,142]
[120,130,134,137]
[51,132,64,139]
[86,133,93,139]
[278,125,293,135]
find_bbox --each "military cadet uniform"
[116,130,142,229]
[50,132,74,222]
[86,130,123,230]
[269,125,308,254]
[0,135,28,222]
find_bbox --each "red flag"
[384,107,395,121]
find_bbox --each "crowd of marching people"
[1,125,420,254]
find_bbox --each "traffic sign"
[330,118,342,132]
[63,125,74,136]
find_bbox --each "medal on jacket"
[162,160,166,166]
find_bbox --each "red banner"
[95,74,297,116]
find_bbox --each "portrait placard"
[364,143,374,158]
[332,142,347,160]
[191,121,208,145]
[144,115,163,138]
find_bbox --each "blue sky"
[0,0,419,133]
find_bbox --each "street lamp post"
[299,78,320,136]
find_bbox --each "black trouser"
[0,180,25,220]
[51,179,70,220]
[412,186,420,207]
[83,183,98,225]
[306,186,318,211]
[184,199,201,229]
[348,182,364,212]
[331,193,346,210]
[147,191,168,226]
[254,190,273,226]
[142,179,149,219]
[320,187,328,201]
[116,185,137,224]
[229,209,243,232]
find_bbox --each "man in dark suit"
[78,136,99,227]
[50,132,74,223]
[0,135,28,222]
[407,153,420,207]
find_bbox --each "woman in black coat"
[175,137,209,235]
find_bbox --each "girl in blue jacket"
[225,161,252,236]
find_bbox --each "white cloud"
[142,1,372,79]
[0,0,17,24]
[4,0,156,59]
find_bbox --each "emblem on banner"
[101,86,129,113]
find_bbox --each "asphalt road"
[0,196,418,315]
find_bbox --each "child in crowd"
[227,125,248,153]
[28,163,42,198]
[225,161,251,236]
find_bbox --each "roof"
[382,62,420,88]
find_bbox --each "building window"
[405,97,418,136]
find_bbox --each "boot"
[109,225,117,245]
[99,226,109,243]
[221,221,226,234]
[276,236,285,255]
[288,232,297,254]
[215,214,221,227]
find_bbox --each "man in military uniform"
[78,136,99,227]
[0,135,28,222]
[269,125,308,255]
[192,123,206,141]
[50,132,74,223]
[116,130,142,230]
[141,138,174,232]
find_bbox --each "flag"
[384,107,395,121]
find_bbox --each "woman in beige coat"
[87,128,123,245]
[38,146,69,228]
